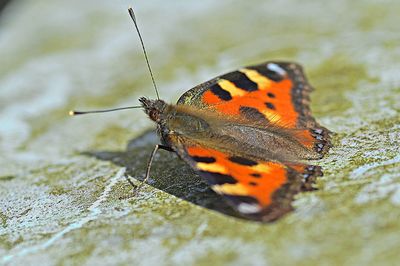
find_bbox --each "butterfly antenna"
[128,7,160,100]
[69,105,141,116]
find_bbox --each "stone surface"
[1,0,399,265]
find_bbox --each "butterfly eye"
[148,110,159,121]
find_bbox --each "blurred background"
[1,1,399,265]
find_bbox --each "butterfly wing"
[177,61,331,155]
[170,61,330,221]
[170,138,321,221]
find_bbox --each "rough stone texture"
[1,0,399,265]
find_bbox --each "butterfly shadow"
[82,130,242,219]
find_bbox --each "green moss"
[0,175,15,181]
[0,211,8,228]
[195,251,238,266]
[49,185,68,196]
[58,243,96,266]
[30,165,71,186]
[309,54,379,116]
[383,39,399,50]
[90,124,134,151]
[0,235,24,250]
[357,5,388,31]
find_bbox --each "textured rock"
[1,0,399,265]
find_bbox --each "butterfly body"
[140,61,331,222]
[141,98,320,163]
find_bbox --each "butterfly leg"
[133,144,173,194]
[120,144,173,199]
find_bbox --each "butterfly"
[140,61,331,222]
[71,8,331,222]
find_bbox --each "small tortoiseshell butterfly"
[71,8,331,222]
[140,61,331,222]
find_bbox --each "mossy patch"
[90,124,135,151]
[309,54,379,117]
[0,211,8,228]
[0,175,15,181]
[357,4,389,31]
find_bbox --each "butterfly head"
[139,97,167,122]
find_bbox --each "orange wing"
[177,61,331,156]
[172,142,321,222]
[172,61,331,221]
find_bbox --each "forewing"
[177,61,331,156]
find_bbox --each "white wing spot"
[267,63,286,76]
[237,203,262,214]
